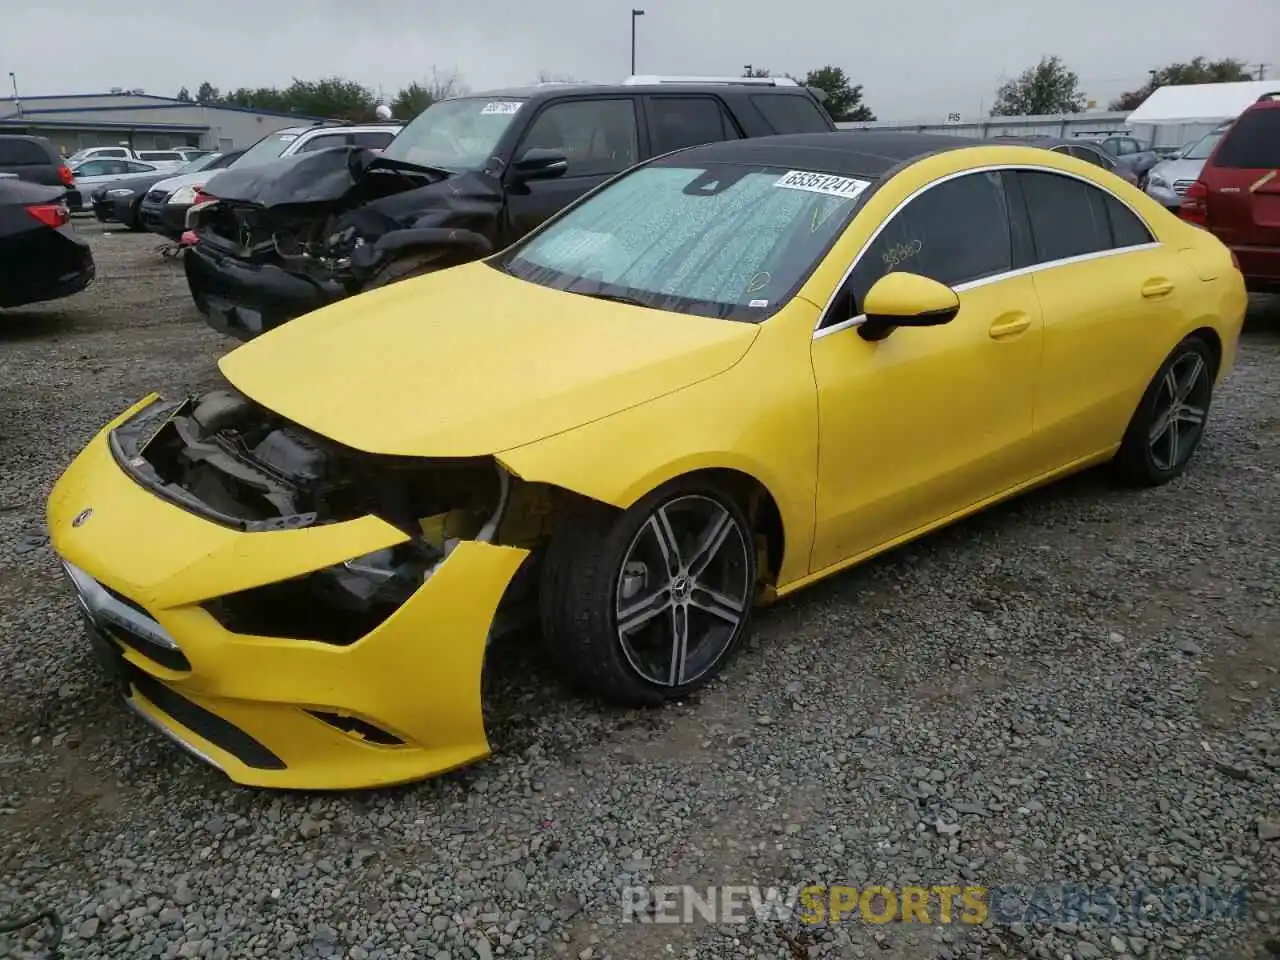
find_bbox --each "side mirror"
[510,148,568,183]
[858,272,960,342]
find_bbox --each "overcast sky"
[3,0,1277,120]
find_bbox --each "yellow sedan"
[48,132,1247,789]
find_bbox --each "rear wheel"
[539,479,757,705]
[1113,335,1215,487]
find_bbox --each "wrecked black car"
[184,79,838,340]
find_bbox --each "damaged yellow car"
[49,132,1247,789]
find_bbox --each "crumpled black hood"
[201,147,447,207]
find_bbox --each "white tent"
[1128,80,1280,125]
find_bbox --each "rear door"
[641,95,740,157]
[1200,102,1280,260]
[503,97,641,240]
[1011,168,1190,468]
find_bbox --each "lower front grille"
[124,662,286,771]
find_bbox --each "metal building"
[0,92,325,156]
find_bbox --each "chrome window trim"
[811,162,1160,340]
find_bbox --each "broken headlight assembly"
[105,391,517,645]
[202,467,510,646]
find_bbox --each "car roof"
[663,131,983,180]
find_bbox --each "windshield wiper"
[572,290,648,307]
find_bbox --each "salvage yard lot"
[2,221,1279,960]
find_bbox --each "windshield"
[234,131,304,168]
[1183,130,1224,160]
[381,97,526,172]
[180,152,224,174]
[501,161,869,322]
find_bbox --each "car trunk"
[1201,104,1280,253]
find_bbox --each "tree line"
[990,55,1259,117]
[174,63,877,124]
[173,53,1257,126]
[176,70,467,122]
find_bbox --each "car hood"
[202,147,447,208]
[1148,156,1206,183]
[218,263,760,458]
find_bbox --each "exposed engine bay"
[110,387,558,644]
[190,147,502,286]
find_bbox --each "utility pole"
[1257,64,1269,81]
[8,72,20,117]
[630,9,645,76]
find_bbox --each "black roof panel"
[658,130,984,180]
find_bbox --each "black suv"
[0,135,75,193]
[185,78,837,340]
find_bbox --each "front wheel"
[1113,335,1215,487]
[539,480,758,705]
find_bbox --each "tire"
[363,255,439,290]
[539,478,758,705]
[1113,335,1215,487]
[125,199,144,232]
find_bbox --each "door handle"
[1141,278,1175,298]
[988,312,1031,340]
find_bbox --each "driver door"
[503,98,640,242]
[808,169,1045,573]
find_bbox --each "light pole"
[630,9,645,75]
[8,72,20,116]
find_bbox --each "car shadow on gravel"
[0,308,82,341]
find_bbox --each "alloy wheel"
[613,495,752,688]
[1148,349,1210,472]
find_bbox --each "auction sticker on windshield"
[481,101,523,115]
[774,170,871,200]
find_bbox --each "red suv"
[1180,93,1280,293]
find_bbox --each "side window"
[1213,107,1280,168]
[517,99,638,177]
[0,140,49,165]
[844,170,1013,315]
[352,131,395,150]
[1103,194,1154,248]
[1016,171,1113,262]
[77,160,109,176]
[100,149,128,159]
[297,133,350,153]
[645,97,738,155]
[123,161,150,173]
[1118,139,1139,156]
[750,94,832,133]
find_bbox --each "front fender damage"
[198,149,508,287]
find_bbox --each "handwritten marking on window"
[881,239,922,270]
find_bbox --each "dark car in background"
[991,135,1140,185]
[0,135,75,194]
[0,178,94,309]
[92,149,245,231]
[1088,134,1161,183]
[1182,93,1280,293]
[184,76,838,340]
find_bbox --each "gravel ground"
[2,221,1279,960]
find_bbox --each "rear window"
[0,139,51,165]
[750,94,832,134]
[1213,107,1280,169]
